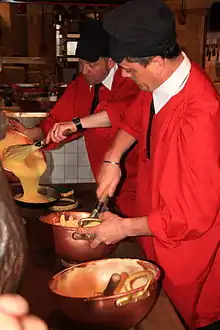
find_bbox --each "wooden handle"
[63,129,73,137]
[102,273,121,296]
[114,272,129,294]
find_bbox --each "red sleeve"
[148,95,220,248]
[119,91,149,141]
[97,79,140,130]
[39,78,83,150]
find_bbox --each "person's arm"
[45,110,112,144]
[77,212,152,248]
[46,73,141,143]
[81,111,111,128]
[97,129,137,199]
[104,129,136,162]
[96,93,146,200]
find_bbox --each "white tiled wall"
[21,118,95,184]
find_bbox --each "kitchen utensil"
[0,129,45,183]
[101,273,122,297]
[40,211,118,263]
[3,129,73,161]
[11,183,60,209]
[77,196,109,229]
[49,258,161,329]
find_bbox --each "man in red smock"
[10,19,140,216]
[77,1,220,329]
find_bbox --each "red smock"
[120,63,220,329]
[39,68,140,216]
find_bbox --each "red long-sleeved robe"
[120,63,220,328]
[39,68,140,216]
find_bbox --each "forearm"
[80,111,111,129]
[25,127,44,141]
[105,129,137,162]
[123,216,153,237]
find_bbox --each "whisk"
[3,143,42,162]
[3,128,73,162]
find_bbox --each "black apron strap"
[146,99,155,159]
[90,83,102,114]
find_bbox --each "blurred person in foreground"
[0,294,47,330]
[76,0,220,329]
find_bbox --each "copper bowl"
[49,258,161,329]
[40,211,118,263]
[0,129,45,183]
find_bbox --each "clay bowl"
[40,211,118,263]
[0,129,45,183]
[49,258,161,329]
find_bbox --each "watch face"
[73,118,83,132]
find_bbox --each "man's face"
[79,57,112,85]
[119,59,159,92]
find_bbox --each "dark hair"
[126,43,181,66]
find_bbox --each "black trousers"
[197,320,220,329]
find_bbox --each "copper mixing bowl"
[0,129,45,183]
[40,211,118,263]
[49,258,161,329]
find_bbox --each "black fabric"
[90,83,102,114]
[146,99,155,159]
[197,320,220,330]
[103,0,176,62]
[76,18,110,62]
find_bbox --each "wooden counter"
[17,183,184,330]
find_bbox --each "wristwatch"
[72,117,84,132]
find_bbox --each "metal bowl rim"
[48,258,161,301]
[40,211,92,230]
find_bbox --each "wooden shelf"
[2,57,49,65]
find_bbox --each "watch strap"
[72,117,84,132]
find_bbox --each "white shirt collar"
[90,64,118,91]
[102,63,118,90]
[153,52,191,114]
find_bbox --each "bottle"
[49,85,58,102]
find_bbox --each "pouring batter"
[0,131,49,203]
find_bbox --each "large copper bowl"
[49,258,161,329]
[40,211,118,263]
[0,129,45,183]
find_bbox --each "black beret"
[103,0,177,62]
[75,18,110,62]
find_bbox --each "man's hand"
[97,162,121,199]
[45,121,76,144]
[8,118,26,134]
[76,211,127,248]
[0,294,48,330]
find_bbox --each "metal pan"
[10,183,60,209]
